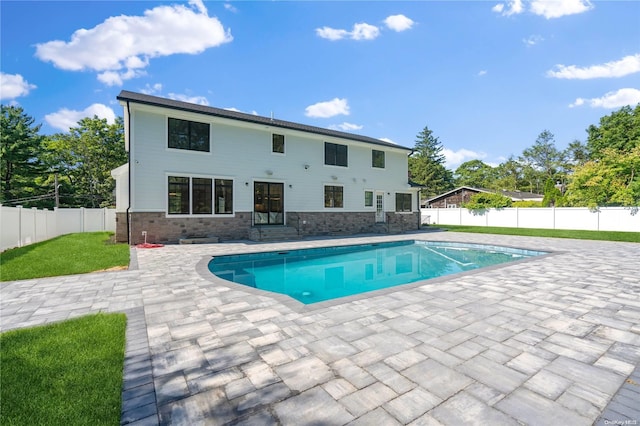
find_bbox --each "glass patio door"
[254,182,284,225]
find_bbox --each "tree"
[565,146,640,208]
[519,130,566,191]
[463,192,512,210]
[408,126,453,198]
[454,160,495,188]
[587,104,640,159]
[491,156,521,192]
[542,178,565,207]
[0,105,47,206]
[45,116,127,207]
[565,139,589,167]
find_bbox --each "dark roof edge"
[117,90,412,151]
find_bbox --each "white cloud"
[168,93,210,106]
[35,2,232,86]
[305,98,350,118]
[379,137,396,144]
[569,88,640,109]
[224,3,238,13]
[530,0,593,19]
[523,34,544,46]
[492,0,523,16]
[329,122,363,131]
[443,148,487,168]
[44,103,116,131]
[316,23,379,41]
[492,0,592,18]
[315,27,350,41]
[547,54,640,79]
[384,15,414,32]
[478,70,488,76]
[140,83,163,95]
[0,72,37,100]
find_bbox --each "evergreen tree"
[0,105,47,206]
[408,126,453,198]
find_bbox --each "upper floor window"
[395,193,412,212]
[272,134,285,153]
[325,142,348,167]
[168,118,210,152]
[372,150,385,168]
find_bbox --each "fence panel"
[423,207,640,233]
[1,206,117,251]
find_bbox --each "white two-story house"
[111,91,420,244]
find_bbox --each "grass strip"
[435,225,640,243]
[0,313,127,426]
[1,232,129,281]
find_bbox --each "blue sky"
[1,0,639,169]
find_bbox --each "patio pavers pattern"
[1,232,639,425]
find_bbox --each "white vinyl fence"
[422,207,640,233]
[0,205,116,251]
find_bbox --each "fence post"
[16,205,23,247]
[32,207,38,244]
[80,207,86,233]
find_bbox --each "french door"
[254,182,284,225]
[375,191,385,223]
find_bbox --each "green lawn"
[1,232,129,281]
[435,225,640,243]
[0,313,127,426]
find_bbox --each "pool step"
[249,226,301,242]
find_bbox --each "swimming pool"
[208,240,546,304]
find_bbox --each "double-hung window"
[168,176,233,215]
[168,118,210,152]
[325,185,344,208]
[324,142,348,167]
[395,193,412,212]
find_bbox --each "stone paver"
[1,232,639,425]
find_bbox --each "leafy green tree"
[565,146,640,208]
[0,105,47,206]
[45,116,127,207]
[565,139,589,167]
[542,179,565,207]
[519,130,566,192]
[408,126,454,198]
[454,160,495,188]
[463,192,512,210]
[491,156,521,192]
[587,104,640,159]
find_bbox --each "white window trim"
[364,189,375,209]
[324,183,345,209]
[165,115,213,156]
[271,133,286,156]
[165,172,235,218]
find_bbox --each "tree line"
[409,104,640,209]
[1,103,638,210]
[1,105,126,209]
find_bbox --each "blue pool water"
[208,240,546,304]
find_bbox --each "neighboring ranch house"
[112,91,420,244]
[424,186,544,208]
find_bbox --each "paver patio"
[1,231,639,425]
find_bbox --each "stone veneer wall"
[120,212,252,244]
[115,210,421,244]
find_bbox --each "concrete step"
[249,226,300,242]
